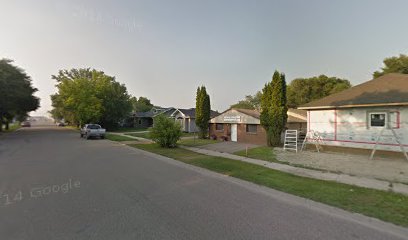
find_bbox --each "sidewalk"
[107,132,153,143]
[181,146,408,196]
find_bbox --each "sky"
[1,0,408,115]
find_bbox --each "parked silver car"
[80,124,106,139]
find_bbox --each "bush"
[150,115,182,148]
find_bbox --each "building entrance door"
[231,124,237,142]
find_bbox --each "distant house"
[169,108,219,133]
[209,108,307,145]
[298,73,408,152]
[131,107,175,129]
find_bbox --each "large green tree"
[195,86,211,138]
[0,59,39,131]
[130,96,153,112]
[260,70,288,147]
[230,91,262,110]
[50,68,132,129]
[373,54,408,78]
[287,75,351,107]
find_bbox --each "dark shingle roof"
[177,108,219,118]
[299,73,408,110]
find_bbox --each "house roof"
[229,108,306,123]
[173,108,220,118]
[299,73,408,110]
[134,107,175,118]
[234,108,260,119]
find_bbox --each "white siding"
[308,107,408,152]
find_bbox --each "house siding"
[308,106,408,152]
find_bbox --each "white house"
[298,73,408,152]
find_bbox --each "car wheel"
[100,135,105,139]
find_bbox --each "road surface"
[0,127,407,239]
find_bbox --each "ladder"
[370,128,408,161]
[300,130,324,152]
[284,130,298,152]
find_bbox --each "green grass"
[0,122,21,133]
[105,133,138,142]
[129,143,408,227]
[177,138,219,147]
[110,127,150,133]
[235,146,277,162]
[181,132,197,137]
[125,132,152,139]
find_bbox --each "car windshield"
[87,124,101,129]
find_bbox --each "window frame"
[369,112,387,128]
[215,123,224,131]
[246,124,257,134]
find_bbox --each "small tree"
[150,115,182,148]
[195,86,211,138]
[260,70,288,146]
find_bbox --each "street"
[0,127,407,240]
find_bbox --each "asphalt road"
[0,127,407,240]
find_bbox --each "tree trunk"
[5,120,9,130]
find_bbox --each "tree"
[0,59,39,131]
[373,54,408,78]
[150,115,182,148]
[130,96,153,112]
[287,75,351,107]
[195,86,211,138]
[260,70,288,147]
[230,91,262,110]
[50,68,132,129]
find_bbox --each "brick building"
[209,108,307,145]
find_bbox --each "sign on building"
[223,116,241,122]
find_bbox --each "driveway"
[198,141,260,153]
[275,148,408,184]
[0,127,407,239]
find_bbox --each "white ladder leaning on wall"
[370,127,408,161]
[284,130,299,152]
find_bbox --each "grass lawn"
[125,132,152,139]
[0,123,21,133]
[129,143,408,227]
[181,132,197,137]
[177,138,219,147]
[110,127,150,133]
[105,133,138,142]
[235,146,276,162]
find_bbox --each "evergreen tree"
[195,86,211,138]
[260,71,288,146]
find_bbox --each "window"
[215,123,224,131]
[138,119,142,125]
[369,113,386,127]
[87,124,101,129]
[246,124,257,133]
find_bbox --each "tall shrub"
[195,86,211,138]
[260,71,288,146]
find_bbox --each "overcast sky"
[1,0,408,115]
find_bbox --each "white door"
[231,124,237,142]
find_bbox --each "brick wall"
[237,124,267,145]
[210,123,267,145]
